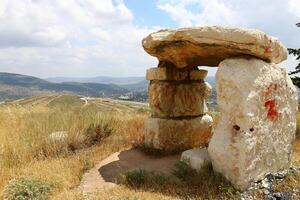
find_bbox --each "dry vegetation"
[0,94,147,199]
[0,94,300,200]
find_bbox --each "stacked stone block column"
[144,65,213,152]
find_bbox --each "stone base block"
[144,114,213,152]
[181,148,211,172]
[149,81,212,117]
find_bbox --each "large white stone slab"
[208,58,298,190]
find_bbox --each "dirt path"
[78,149,180,195]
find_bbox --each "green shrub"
[148,171,168,185]
[120,169,146,187]
[172,161,197,181]
[4,176,52,200]
[120,169,169,188]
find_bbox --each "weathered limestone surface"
[149,81,211,117]
[145,114,213,151]
[142,26,287,68]
[190,70,209,80]
[146,67,208,81]
[181,148,211,172]
[146,67,188,81]
[208,58,298,190]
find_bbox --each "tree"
[288,23,300,88]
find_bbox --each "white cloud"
[157,0,300,73]
[157,0,245,27]
[0,0,157,77]
[289,0,300,18]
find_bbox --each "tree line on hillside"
[289,23,300,88]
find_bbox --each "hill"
[0,72,216,106]
[0,72,129,101]
[46,76,145,85]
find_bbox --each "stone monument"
[142,26,298,190]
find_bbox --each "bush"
[120,169,168,188]
[4,176,52,200]
[120,169,147,187]
[172,161,197,181]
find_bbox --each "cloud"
[0,0,299,77]
[0,0,157,77]
[0,0,138,48]
[157,0,244,27]
[157,0,300,72]
[288,0,300,18]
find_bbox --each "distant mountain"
[46,75,216,91]
[121,80,148,92]
[0,72,216,104]
[0,72,129,101]
[0,72,49,86]
[46,76,145,85]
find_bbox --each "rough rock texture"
[181,148,211,171]
[146,67,207,81]
[147,67,188,81]
[149,81,211,117]
[208,58,298,190]
[190,70,209,80]
[145,114,213,151]
[142,26,287,68]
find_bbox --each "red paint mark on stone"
[264,100,278,120]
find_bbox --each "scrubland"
[0,94,299,200]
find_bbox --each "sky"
[0,0,299,78]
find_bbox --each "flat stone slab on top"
[142,26,287,68]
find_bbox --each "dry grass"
[0,94,146,199]
[1,94,300,200]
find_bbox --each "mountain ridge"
[0,72,216,104]
[46,76,146,85]
[0,72,130,101]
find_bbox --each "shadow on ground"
[98,148,180,183]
